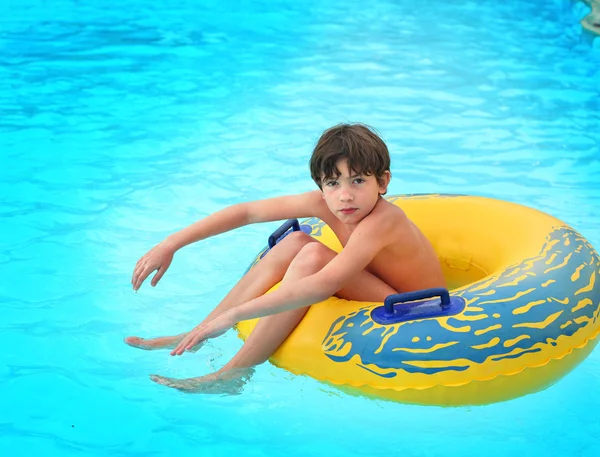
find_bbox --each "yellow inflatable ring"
[236,194,600,406]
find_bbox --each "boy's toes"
[124,336,154,349]
[125,335,183,350]
[149,375,194,391]
[124,336,143,346]
[149,374,172,385]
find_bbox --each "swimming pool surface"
[1,0,600,456]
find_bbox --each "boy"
[126,123,445,393]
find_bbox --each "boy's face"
[320,158,390,226]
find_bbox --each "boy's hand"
[132,241,175,291]
[170,311,236,356]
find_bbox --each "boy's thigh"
[336,269,397,302]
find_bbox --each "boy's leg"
[125,231,317,350]
[151,242,396,392]
[216,242,395,370]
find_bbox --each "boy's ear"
[379,171,391,195]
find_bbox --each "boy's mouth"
[340,208,358,215]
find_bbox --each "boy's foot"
[124,335,200,351]
[149,368,253,394]
[125,329,228,351]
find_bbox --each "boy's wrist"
[228,305,245,324]
[162,235,180,252]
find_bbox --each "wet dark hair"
[309,123,391,191]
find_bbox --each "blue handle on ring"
[268,219,301,248]
[384,287,450,315]
[371,287,464,325]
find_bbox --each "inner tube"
[236,194,600,406]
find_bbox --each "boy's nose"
[340,190,354,202]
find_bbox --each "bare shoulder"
[362,198,411,234]
[336,198,411,252]
[356,198,445,290]
[367,198,436,260]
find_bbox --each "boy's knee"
[295,242,335,267]
[277,231,314,250]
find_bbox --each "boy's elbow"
[243,201,269,225]
[233,202,252,225]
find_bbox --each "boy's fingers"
[185,337,196,349]
[170,329,200,356]
[133,273,142,290]
[184,334,195,348]
[132,270,142,287]
[135,262,147,278]
[132,263,145,287]
[135,266,156,290]
[151,268,165,287]
[172,339,187,355]
[132,259,143,277]
[181,334,198,353]
[134,275,145,291]
[131,265,140,285]
[186,332,203,350]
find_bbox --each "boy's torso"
[315,197,445,292]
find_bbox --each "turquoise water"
[1,0,600,455]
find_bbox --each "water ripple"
[1,0,600,456]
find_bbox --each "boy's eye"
[325,181,338,187]
[353,178,365,184]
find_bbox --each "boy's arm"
[232,214,394,317]
[165,190,323,251]
[171,213,395,354]
[132,190,323,290]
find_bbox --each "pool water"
[1,0,600,456]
